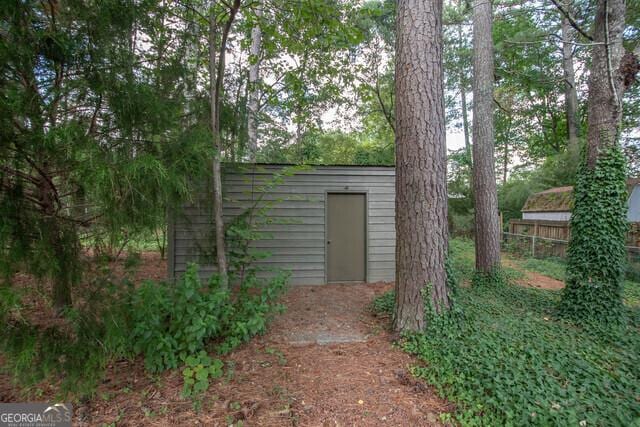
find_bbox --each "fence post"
[531,235,536,258]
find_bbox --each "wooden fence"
[509,219,640,247]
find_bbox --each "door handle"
[327,240,331,244]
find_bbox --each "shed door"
[327,193,366,282]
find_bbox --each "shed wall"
[169,165,396,284]
[522,211,571,221]
[628,185,640,222]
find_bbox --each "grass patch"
[373,239,640,426]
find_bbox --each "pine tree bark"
[394,0,450,332]
[247,4,262,161]
[561,2,580,150]
[471,0,501,272]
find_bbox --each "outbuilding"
[510,178,640,247]
[168,164,396,285]
[520,178,640,222]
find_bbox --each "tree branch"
[548,0,593,41]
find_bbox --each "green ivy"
[471,267,511,288]
[559,146,629,325]
[371,238,640,425]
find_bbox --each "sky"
[319,105,468,153]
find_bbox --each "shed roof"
[522,179,640,213]
[522,187,574,212]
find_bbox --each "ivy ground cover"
[374,239,640,426]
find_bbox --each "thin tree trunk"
[472,0,501,272]
[456,0,471,164]
[394,0,450,332]
[561,5,580,150]
[247,3,262,161]
[208,0,241,286]
[461,83,471,160]
[502,117,512,184]
[502,137,508,185]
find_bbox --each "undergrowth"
[372,238,640,426]
[0,169,293,400]
[131,264,287,373]
[0,265,288,400]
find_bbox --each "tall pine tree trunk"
[561,3,580,150]
[394,0,450,332]
[247,4,262,161]
[471,0,501,273]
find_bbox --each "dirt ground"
[503,258,565,291]
[1,254,453,426]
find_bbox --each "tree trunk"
[456,0,472,165]
[208,1,239,287]
[502,117,512,185]
[584,0,628,167]
[38,167,73,312]
[461,82,471,161]
[51,226,73,313]
[394,0,450,332]
[561,5,580,151]
[471,0,501,272]
[559,0,639,322]
[247,4,262,161]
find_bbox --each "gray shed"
[168,164,396,285]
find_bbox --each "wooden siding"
[169,165,396,284]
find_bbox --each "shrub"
[1,166,293,398]
[0,262,288,398]
[130,263,288,373]
[216,269,288,354]
[130,266,231,372]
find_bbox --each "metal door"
[326,193,366,282]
